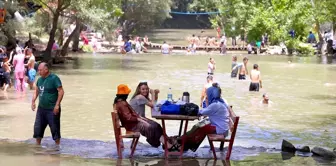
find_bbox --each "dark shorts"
[231,72,237,78]
[249,82,260,91]
[208,72,214,75]
[239,74,246,80]
[4,72,10,84]
[33,107,61,141]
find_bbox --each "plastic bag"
[160,101,180,115]
[180,103,199,116]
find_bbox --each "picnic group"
[0,43,272,157]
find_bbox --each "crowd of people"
[119,35,151,54]
[0,45,37,92]
[110,55,269,153]
[24,52,270,155]
[0,30,271,155]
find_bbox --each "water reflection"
[116,159,231,166]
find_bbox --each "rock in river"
[281,139,296,153]
[311,147,336,159]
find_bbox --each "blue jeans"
[33,107,61,141]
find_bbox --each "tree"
[119,0,172,36]
[59,0,121,55]
[33,0,72,62]
[187,0,319,45]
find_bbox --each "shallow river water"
[0,53,336,165]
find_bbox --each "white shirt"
[208,62,214,73]
[161,44,170,54]
[247,44,252,51]
[117,35,123,42]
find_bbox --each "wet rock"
[281,139,296,153]
[297,146,310,153]
[281,152,295,160]
[311,147,336,159]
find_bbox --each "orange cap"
[117,84,131,95]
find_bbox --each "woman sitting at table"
[129,82,159,117]
[174,83,231,152]
[114,84,176,149]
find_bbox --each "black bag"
[179,103,199,116]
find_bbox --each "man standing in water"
[208,58,216,75]
[25,48,36,90]
[249,64,262,91]
[200,75,213,108]
[231,56,238,78]
[31,63,64,145]
[232,57,248,80]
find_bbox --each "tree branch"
[35,0,56,15]
[60,1,72,11]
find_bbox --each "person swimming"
[260,93,273,106]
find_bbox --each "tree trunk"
[57,27,64,46]
[44,11,60,62]
[315,20,324,54]
[121,20,136,36]
[60,20,80,56]
[72,23,83,51]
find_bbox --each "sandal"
[162,143,181,152]
[168,143,181,152]
[162,138,181,152]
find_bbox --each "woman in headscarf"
[175,83,230,152]
[114,84,176,150]
[13,47,26,92]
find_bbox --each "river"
[0,52,336,165]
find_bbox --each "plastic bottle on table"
[167,88,173,102]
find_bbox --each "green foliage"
[120,0,172,34]
[296,43,315,56]
[81,44,94,52]
[188,0,334,46]
[285,38,315,56]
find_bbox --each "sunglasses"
[139,82,148,85]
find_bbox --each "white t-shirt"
[162,44,170,54]
[208,62,214,73]
[247,44,252,51]
[117,35,123,42]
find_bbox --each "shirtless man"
[261,93,269,104]
[232,57,248,80]
[200,75,213,108]
[25,48,36,90]
[208,58,216,75]
[189,34,198,53]
[249,64,262,91]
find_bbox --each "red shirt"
[115,101,139,131]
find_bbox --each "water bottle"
[167,88,173,102]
